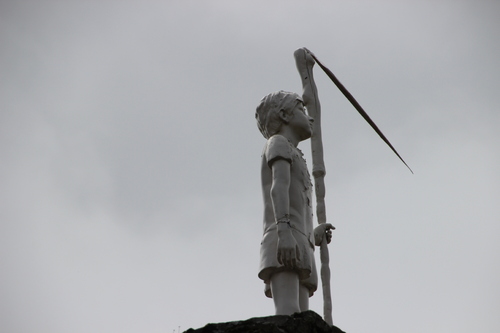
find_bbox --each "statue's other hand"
[314,223,335,246]
[277,231,301,268]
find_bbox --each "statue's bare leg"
[270,271,300,315]
[298,284,309,312]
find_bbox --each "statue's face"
[289,102,314,141]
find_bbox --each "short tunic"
[258,134,318,297]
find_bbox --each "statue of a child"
[255,49,334,315]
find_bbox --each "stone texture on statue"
[184,311,345,333]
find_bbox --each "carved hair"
[255,91,302,139]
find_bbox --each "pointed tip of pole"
[402,160,414,174]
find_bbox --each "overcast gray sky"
[1,1,499,332]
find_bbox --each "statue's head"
[255,91,303,139]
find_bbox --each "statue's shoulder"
[267,134,289,147]
[265,135,293,167]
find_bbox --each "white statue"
[255,48,334,317]
[255,47,412,325]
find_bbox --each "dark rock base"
[184,310,345,333]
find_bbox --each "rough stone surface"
[184,310,345,333]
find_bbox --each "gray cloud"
[1,1,499,332]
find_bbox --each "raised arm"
[294,48,326,223]
[294,48,320,123]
